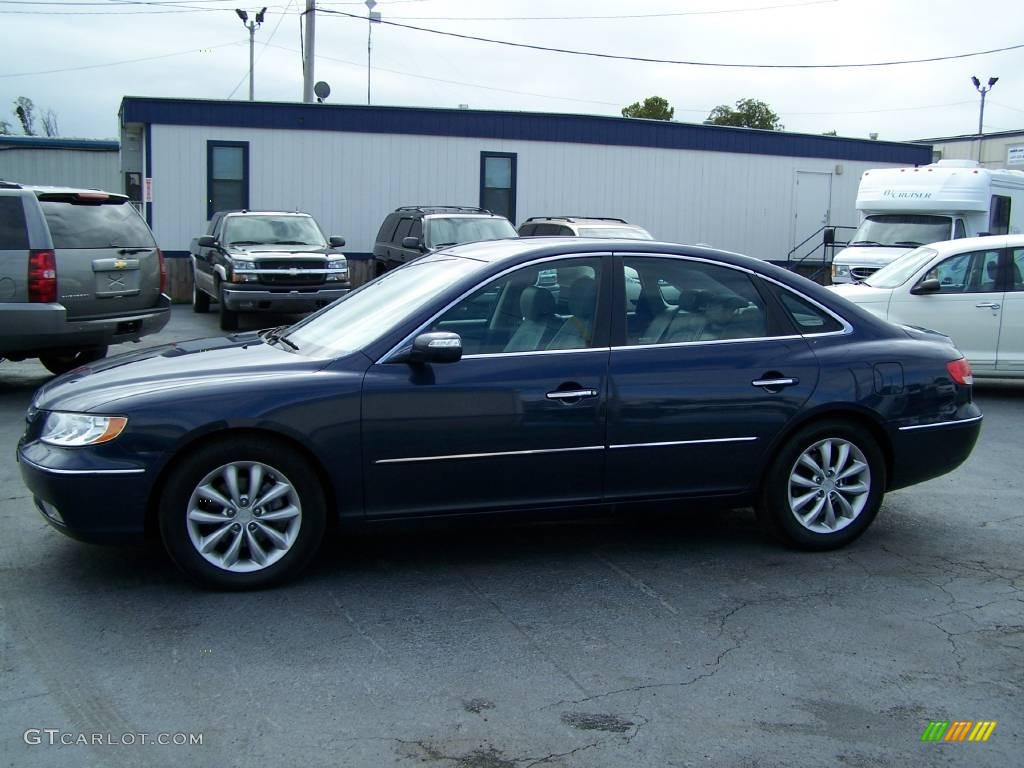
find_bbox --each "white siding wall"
[0,148,120,191]
[150,124,900,259]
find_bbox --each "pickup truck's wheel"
[159,436,327,590]
[757,419,885,551]
[217,280,239,331]
[39,346,108,376]
[192,275,210,313]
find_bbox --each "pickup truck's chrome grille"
[256,260,325,286]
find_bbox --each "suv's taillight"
[946,357,974,386]
[28,249,57,303]
[157,248,167,295]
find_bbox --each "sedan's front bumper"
[221,286,349,313]
[17,441,152,543]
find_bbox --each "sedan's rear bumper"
[887,406,983,491]
[221,286,349,313]
[0,295,171,356]
[17,443,151,543]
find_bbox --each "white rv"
[831,160,1024,283]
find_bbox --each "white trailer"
[831,159,1024,283]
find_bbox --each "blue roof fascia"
[120,97,933,166]
[0,135,119,151]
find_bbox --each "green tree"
[621,96,675,121]
[706,98,783,130]
[0,120,11,135]
[14,96,36,136]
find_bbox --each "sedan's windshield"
[849,214,952,248]
[283,256,486,357]
[223,215,326,247]
[864,247,938,288]
[577,226,654,240]
[426,217,517,249]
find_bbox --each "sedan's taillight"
[28,249,57,303]
[946,358,974,386]
[157,248,167,294]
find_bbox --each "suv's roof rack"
[0,180,23,189]
[522,216,628,224]
[395,205,492,215]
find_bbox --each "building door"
[792,172,832,258]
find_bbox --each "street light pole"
[366,0,380,106]
[971,75,998,162]
[236,8,266,101]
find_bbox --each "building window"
[480,152,517,223]
[207,141,249,219]
[990,195,1011,235]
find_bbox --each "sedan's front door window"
[1010,248,1024,291]
[432,258,603,355]
[622,257,768,345]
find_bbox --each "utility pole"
[303,0,316,103]
[366,0,380,105]
[235,8,266,101]
[971,75,998,162]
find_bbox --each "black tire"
[39,346,108,376]
[218,280,239,331]
[374,260,388,278]
[158,436,327,590]
[757,419,886,551]
[192,275,210,313]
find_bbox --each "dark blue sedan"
[17,239,982,588]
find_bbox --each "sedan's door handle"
[975,302,1001,309]
[546,389,598,401]
[752,377,799,389]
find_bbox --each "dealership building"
[117,96,931,271]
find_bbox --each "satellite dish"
[314,81,331,102]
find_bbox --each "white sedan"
[829,234,1024,379]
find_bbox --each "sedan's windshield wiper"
[849,240,882,246]
[260,325,300,351]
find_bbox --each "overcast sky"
[2,0,1022,142]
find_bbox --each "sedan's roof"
[926,233,1024,255]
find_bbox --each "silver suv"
[518,216,654,240]
[0,182,170,375]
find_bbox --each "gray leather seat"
[548,276,597,349]
[504,286,558,352]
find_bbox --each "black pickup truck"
[190,210,349,330]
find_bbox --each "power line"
[988,100,1024,115]
[319,9,1024,70]
[0,39,246,78]
[369,0,840,22]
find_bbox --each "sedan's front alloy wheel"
[758,420,885,550]
[159,437,326,589]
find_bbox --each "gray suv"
[0,182,170,375]
[373,206,517,275]
[518,216,654,240]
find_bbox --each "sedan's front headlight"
[40,412,127,447]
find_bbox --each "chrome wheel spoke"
[791,490,819,512]
[840,482,868,495]
[258,504,300,523]
[254,482,291,509]
[832,491,856,520]
[798,453,823,475]
[790,473,818,489]
[189,509,230,525]
[837,460,867,481]
[200,523,234,553]
[197,483,233,511]
[833,442,850,475]
[823,497,837,529]
[255,521,290,551]
[186,460,303,574]
[801,496,827,526]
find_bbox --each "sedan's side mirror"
[912,278,941,295]
[409,332,462,364]
[402,236,425,250]
[329,236,346,248]
[198,235,217,248]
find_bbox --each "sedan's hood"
[833,246,912,267]
[32,334,328,412]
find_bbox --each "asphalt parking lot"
[1,304,1021,768]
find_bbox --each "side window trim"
[378,252,613,363]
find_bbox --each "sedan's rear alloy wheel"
[758,420,885,550]
[159,438,326,589]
